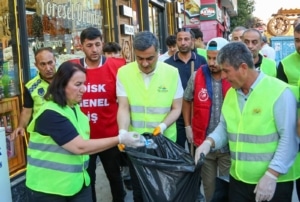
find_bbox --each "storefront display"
[25,0,104,75]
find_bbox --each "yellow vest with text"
[118,61,178,141]
[25,74,49,117]
[260,56,276,77]
[223,76,296,183]
[26,101,90,196]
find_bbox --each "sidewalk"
[95,162,133,202]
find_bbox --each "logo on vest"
[198,88,208,102]
[38,88,45,97]
[157,85,168,93]
[252,108,261,115]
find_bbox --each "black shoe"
[123,179,132,190]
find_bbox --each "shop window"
[0,0,20,98]
[25,0,104,78]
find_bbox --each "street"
[95,161,299,202]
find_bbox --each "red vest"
[71,57,126,139]
[192,65,231,146]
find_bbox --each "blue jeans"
[27,185,92,202]
[87,146,125,202]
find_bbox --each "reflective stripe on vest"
[223,76,296,183]
[118,61,178,141]
[27,156,88,173]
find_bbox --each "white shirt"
[158,51,172,62]
[261,44,276,60]
[116,63,183,99]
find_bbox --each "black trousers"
[175,115,187,149]
[27,185,92,202]
[296,178,300,201]
[229,175,293,202]
[87,146,125,202]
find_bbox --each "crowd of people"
[10,20,300,202]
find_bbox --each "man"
[230,26,246,41]
[70,27,126,202]
[11,47,56,139]
[191,28,207,59]
[182,37,231,202]
[158,35,177,61]
[242,28,277,77]
[195,42,299,202]
[164,29,207,149]
[261,36,276,60]
[117,31,183,201]
[277,23,300,201]
[103,42,122,58]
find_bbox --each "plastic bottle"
[140,136,158,149]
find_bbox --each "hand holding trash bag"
[253,171,277,202]
[153,123,167,135]
[185,125,193,143]
[118,131,145,148]
[194,139,212,164]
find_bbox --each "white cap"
[206,37,229,51]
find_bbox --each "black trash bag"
[125,133,204,202]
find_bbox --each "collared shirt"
[164,51,207,90]
[209,72,299,174]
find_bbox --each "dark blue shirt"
[35,109,78,146]
[164,51,207,89]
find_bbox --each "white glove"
[118,131,145,148]
[254,171,277,202]
[194,140,211,164]
[153,123,167,135]
[185,126,193,143]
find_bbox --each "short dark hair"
[44,61,86,107]
[34,47,55,58]
[243,28,263,42]
[190,28,203,40]
[133,31,159,52]
[80,27,102,44]
[176,29,195,39]
[165,35,176,46]
[295,23,300,33]
[217,42,254,70]
[103,42,121,53]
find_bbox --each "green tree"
[230,0,255,30]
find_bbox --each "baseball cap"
[206,37,229,51]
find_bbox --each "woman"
[25,61,142,201]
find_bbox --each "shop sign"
[120,24,134,35]
[200,4,217,21]
[39,0,103,26]
[119,5,133,18]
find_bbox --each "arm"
[117,96,131,131]
[182,72,195,127]
[276,62,288,83]
[269,88,298,175]
[10,107,32,140]
[162,97,182,127]
[62,135,119,155]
